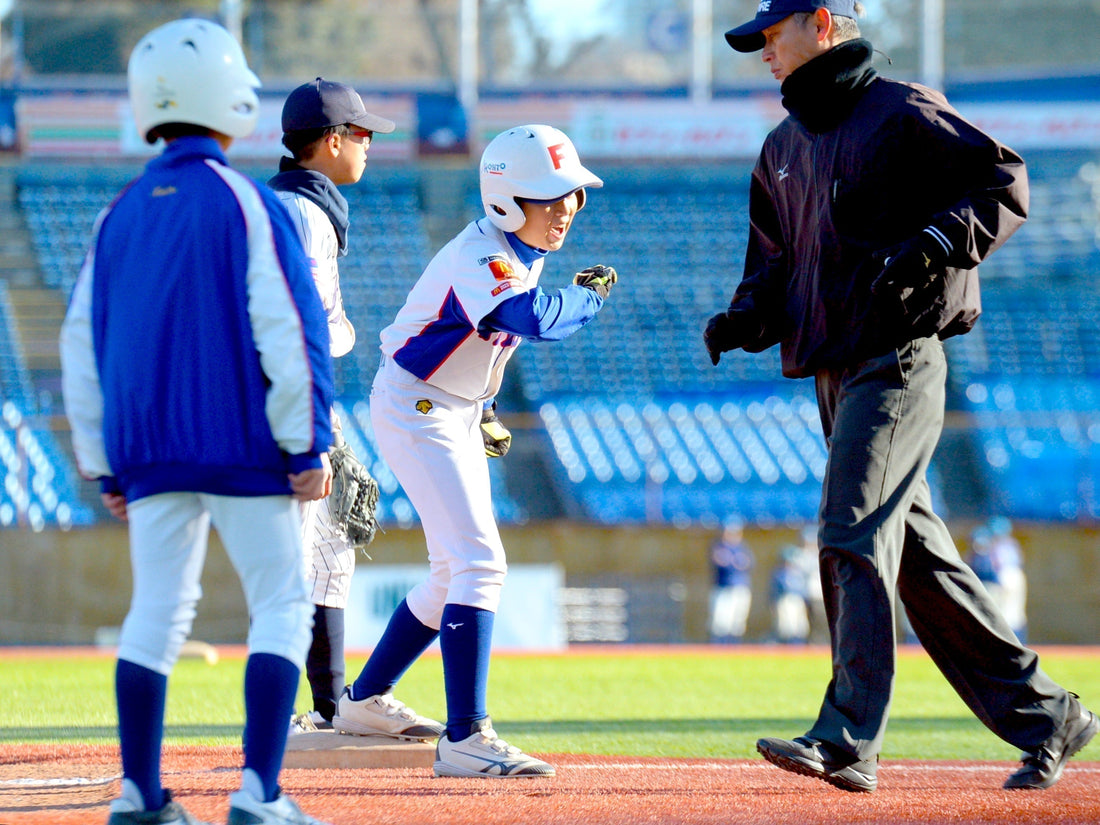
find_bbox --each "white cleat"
[227,770,331,825]
[332,687,444,740]
[288,710,331,736]
[107,779,212,825]
[433,718,555,778]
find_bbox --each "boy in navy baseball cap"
[272,78,406,741]
[282,76,396,135]
[725,0,858,52]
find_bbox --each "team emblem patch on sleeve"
[415,399,433,414]
[478,254,515,282]
[489,259,514,280]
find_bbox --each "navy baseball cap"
[725,0,857,52]
[281,77,395,134]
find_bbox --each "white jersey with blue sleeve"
[381,219,538,402]
[273,190,355,358]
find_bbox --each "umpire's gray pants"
[807,336,1071,761]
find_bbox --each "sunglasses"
[344,127,373,146]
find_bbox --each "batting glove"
[481,401,512,458]
[870,229,950,302]
[573,265,618,299]
[704,311,747,366]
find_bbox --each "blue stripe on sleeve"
[480,284,602,342]
[393,288,476,379]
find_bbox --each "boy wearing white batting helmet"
[333,124,616,778]
[61,18,334,825]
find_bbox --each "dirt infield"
[3,744,1100,825]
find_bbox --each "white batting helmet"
[480,124,603,233]
[128,18,261,144]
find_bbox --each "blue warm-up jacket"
[59,136,333,502]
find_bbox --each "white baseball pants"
[119,492,313,675]
[369,358,507,629]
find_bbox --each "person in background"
[269,77,396,734]
[60,18,334,825]
[770,545,810,644]
[987,516,1028,643]
[707,517,755,643]
[965,525,999,588]
[796,524,828,644]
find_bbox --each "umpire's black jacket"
[726,39,1028,379]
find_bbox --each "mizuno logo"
[446,622,464,630]
[777,164,790,182]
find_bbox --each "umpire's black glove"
[704,311,747,366]
[870,230,949,303]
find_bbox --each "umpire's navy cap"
[281,77,395,134]
[725,0,857,52]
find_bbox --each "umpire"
[705,0,1097,793]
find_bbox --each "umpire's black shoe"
[1004,694,1099,790]
[756,735,877,793]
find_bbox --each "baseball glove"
[329,433,381,551]
[481,401,512,459]
[573,264,618,299]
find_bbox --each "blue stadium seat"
[340,399,527,527]
[0,400,94,529]
[959,374,1100,520]
[538,391,831,526]
[11,150,1100,527]
[0,282,36,411]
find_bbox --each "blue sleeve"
[480,284,603,342]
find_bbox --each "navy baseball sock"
[116,659,167,811]
[440,604,494,742]
[306,605,344,722]
[350,598,438,700]
[242,652,298,802]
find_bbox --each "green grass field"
[5,646,1099,762]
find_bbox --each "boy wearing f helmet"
[60,18,333,825]
[333,124,616,778]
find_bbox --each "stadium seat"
[9,150,1100,527]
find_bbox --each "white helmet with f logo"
[479,124,603,233]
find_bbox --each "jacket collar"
[780,39,878,133]
[268,157,350,256]
[152,135,229,168]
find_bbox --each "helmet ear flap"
[483,193,526,233]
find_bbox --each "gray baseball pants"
[806,335,1071,761]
